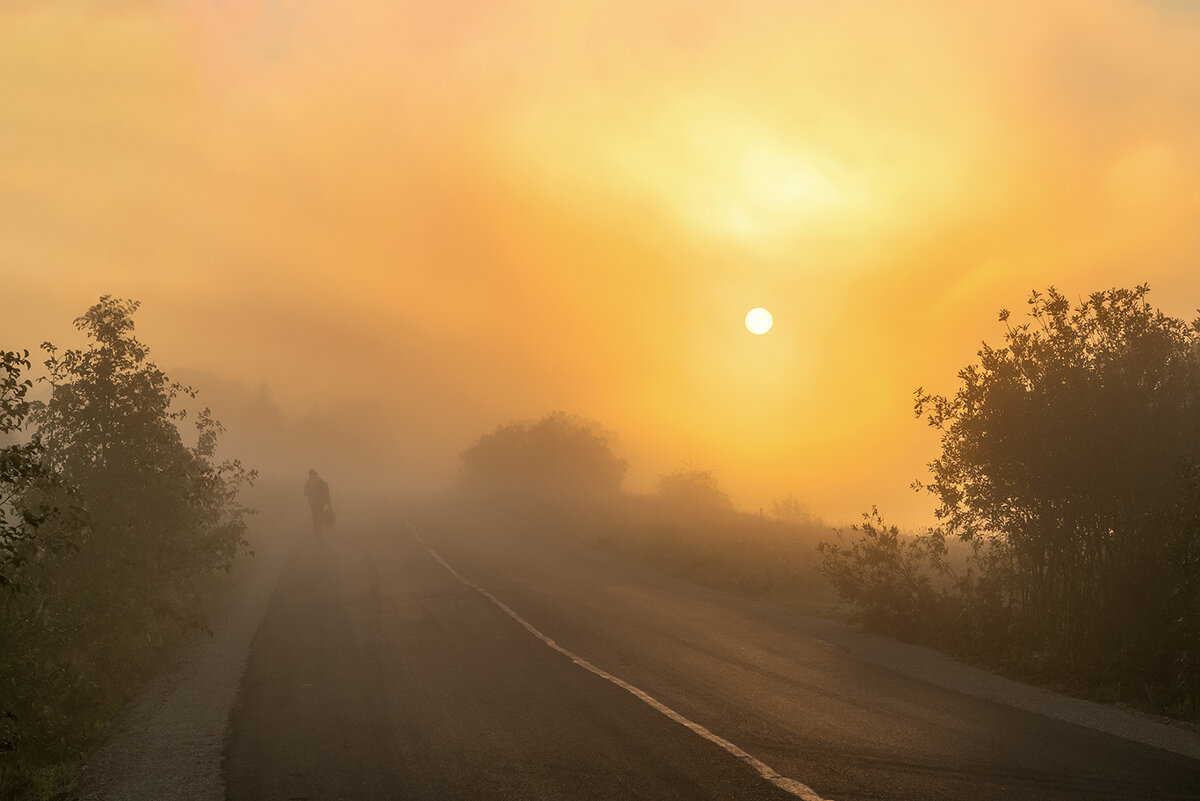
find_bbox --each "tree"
[0,297,256,789]
[914,285,1200,703]
[31,297,255,614]
[2,351,45,591]
[460,411,626,499]
[0,350,77,595]
[656,463,733,511]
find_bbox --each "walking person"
[303,469,333,536]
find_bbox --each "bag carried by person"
[322,505,336,527]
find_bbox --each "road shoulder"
[69,524,295,801]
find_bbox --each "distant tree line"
[458,412,737,514]
[456,412,835,606]
[0,297,255,798]
[820,286,1200,719]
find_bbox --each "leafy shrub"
[818,508,950,639]
[823,285,1200,718]
[1,349,76,595]
[460,411,626,500]
[655,464,733,511]
[0,297,256,798]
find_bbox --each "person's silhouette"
[303,469,332,536]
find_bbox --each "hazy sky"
[4,1,1200,524]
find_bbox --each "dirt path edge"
[69,526,296,801]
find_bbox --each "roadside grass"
[443,490,844,614]
[430,491,1200,726]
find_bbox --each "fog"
[9,7,1200,799]
[6,1,1200,524]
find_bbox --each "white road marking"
[404,518,829,801]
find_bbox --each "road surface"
[223,507,1200,800]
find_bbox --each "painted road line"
[402,517,829,801]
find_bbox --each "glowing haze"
[4,1,1200,524]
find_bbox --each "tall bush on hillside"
[460,411,626,500]
[656,464,733,511]
[771,495,817,525]
[0,297,255,795]
[823,285,1200,715]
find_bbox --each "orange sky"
[4,1,1200,524]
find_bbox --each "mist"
[5,1,1200,526]
[7,3,1200,800]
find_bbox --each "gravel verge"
[765,610,1200,761]
[68,526,295,801]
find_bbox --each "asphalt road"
[224,507,1200,800]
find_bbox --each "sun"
[745,307,773,335]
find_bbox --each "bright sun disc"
[745,307,773,335]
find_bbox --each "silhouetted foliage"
[1,350,76,596]
[460,411,626,500]
[770,495,817,525]
[1,351,79,762]
[656,463,733,511]
[817,508,949,639]
[822,285,1200,718]
[0,297,256,798]
[32,297,255,590]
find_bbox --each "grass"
[450,489,844,613]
